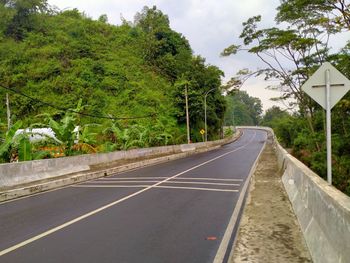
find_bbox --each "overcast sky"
[48,0,350,111]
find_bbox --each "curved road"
[0,129,267,263]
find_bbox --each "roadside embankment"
[0,131,241,202]
[234,127,350,263]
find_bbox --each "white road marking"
[99,177,244,182]
[73,185,149,188]
[0,130,256,257]
[90,180,160,184]
[173,177,244,182]
[73,185,239,193]
[214,130,265,263]
[172,181,238,187]
[84,180,240,187]
[99,177,168,180]
[156,185,238,192]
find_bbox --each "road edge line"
[213,130,268,263]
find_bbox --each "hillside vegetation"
[0,2,227,161]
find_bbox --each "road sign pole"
[302,62,350,185]
[326,69,332,185]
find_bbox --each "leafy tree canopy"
[224,90,262,126]
[223,0,350,195]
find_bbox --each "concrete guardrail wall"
[238,126,350,263]
[0,133,239,189]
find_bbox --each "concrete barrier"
[0,132,240,191]
[278,144,350,263]
[240,126,350,263]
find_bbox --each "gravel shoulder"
[230,136,312,263]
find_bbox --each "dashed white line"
[73,185,239,193]
[89,180,164,184]
[99,177,244,182]
[98,177,169,181]
[173,177,244,182]
[83,180,240,187]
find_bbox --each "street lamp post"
[232,107,235,132]
[204,88,216,142]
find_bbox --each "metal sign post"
[325,69,332,184]
[200,129,205,142]
[302,62,350,185]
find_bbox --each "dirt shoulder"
[230,136,312,263]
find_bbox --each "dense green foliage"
[0,3,227,161]
[225,0,350,195]
[224,90,262,126]
[262,105,350,195]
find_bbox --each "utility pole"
[204,88,215,142]
[6,93,11,130]
[185,84,190,144]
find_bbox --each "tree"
[223,0,350,195]
[3,0,50,40]
[224,90,262,126]
[98,14,108,23]
[222,15,330,115]
[134,6,192,82]
[134,6,169,33]
[276,0,350,31]
[261,106,290,126]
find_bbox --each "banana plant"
[71,124,99,154]
[16,135,50,162]
[42,99,84,155]
[156,131,173,146]
[103,122,131,150]
[0,121,22,162]
[0,121,46,162]
[128,124,152,148]
[152,117,175,146]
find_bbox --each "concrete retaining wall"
[243,126,350,263]
[0,133,238,190]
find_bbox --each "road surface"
[0,129,266,263]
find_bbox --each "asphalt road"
[0,128,267,263]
